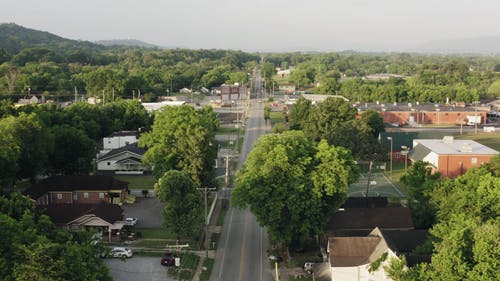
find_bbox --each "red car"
[161,252,176,266]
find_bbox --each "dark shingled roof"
[382,230,429,253]
[24,175,128,199]
[341,197,389,208]
[326,207,414,234]
[408,144,432,162]
[99,143,146,160]
[329,236,382,266]
[40,202,123,225]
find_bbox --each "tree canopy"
[0,192,112,281]
[154,170,203,240]
[232,131,359,245]
[139,105,218,187]
[387,163,500,281]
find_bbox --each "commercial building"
[408,136,498,178]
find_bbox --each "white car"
[109,247,133,258]
[124,217,138,226]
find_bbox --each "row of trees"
[259,52,500,103]
[0,192,112,281]
[0,48,258,101]
[0,100,150,189]
[289,97,385,160]
[387,157,500,280]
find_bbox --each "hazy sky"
[2,0,500,51]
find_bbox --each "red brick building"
[355,102,488,125]
[25,175,129,206]
[408,136,498,178]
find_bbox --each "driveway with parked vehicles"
[122,197,163,228]
[105,257,174,281]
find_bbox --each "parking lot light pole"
[387,137,393,179]
[401,145,408,175]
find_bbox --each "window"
[72,192,78,201]
[57,193,62,200]
[471,157,478,164]
[99,192,105,199]
[84,192,89,198]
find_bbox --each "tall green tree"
[232,131,359,245]
[360,109,385,138]
[288,97,312,130]
[401,160,441,228]
[154,170,203,240]
[49,125,95,175]
[139,105,218,187]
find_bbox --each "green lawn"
[113,175,156,190]
[455,132,500,151]
[167,253,200,281]
[199,258,214,281]
[134,228,176,239]
[270,111,285,126]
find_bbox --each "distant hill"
[96,39,160,48]
[0,23,102,54]
[415,36,500,55]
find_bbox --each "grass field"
[270,111,285,126]
[455,132,500,151]
[413,131,500,151]
[113,175,156,190]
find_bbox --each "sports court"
[348,172,405,198]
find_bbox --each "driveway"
[123,197,164,228]
[105,257,174,281]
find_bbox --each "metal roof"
[413,138,498,155]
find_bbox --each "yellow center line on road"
[238,211,249,281]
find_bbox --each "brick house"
[25,175,129,206]
[408,136,498,178]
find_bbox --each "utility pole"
[275,261,279,281]
[387,137,393,179]
[224,135,230,188]
[365,161,373,197]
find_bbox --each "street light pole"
[387,137,393,179]
[401,145,408,175]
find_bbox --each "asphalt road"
[210,97,273,280]
[105,257,173,281]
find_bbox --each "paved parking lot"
[105,257,174,281]
[123,197,163,228]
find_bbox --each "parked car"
[161,252,176,266]
[124,217,138,226]
[109,247,133,258]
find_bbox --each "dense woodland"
[2,24,500,105]
[0,100,151,189]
